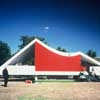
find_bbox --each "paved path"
[0,82,100,100]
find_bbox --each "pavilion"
[0,39,100,79]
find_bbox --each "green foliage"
[19,35,47,49]
[18,35,47,65]
[0,41,11,65]
[86,49,97,58]
[56,46,67,52]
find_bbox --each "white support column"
[35,76,38,81]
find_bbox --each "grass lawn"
[36,79,75,83]
[18,95,48,100]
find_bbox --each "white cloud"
[44,26,49,30]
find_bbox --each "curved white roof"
[1,38,100,69]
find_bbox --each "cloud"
[44,26,49,30]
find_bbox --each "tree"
[86,49,96,58]
[19,35,47,49]
[0,41,11,66]
[18,35,47,65]
[56,46,67,52]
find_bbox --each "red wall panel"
[35,42,84,71]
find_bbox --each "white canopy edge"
[1,38,100,70]
[34,39,100,65]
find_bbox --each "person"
[2,68,9,87]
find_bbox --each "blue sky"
[0,0,100,56]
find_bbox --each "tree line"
[0,35,97,66]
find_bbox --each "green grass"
[18,96,33,100]
[18,95,48,100]
[18,95,71,100]
[36,79,75,83]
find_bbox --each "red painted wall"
[35,42,84,71]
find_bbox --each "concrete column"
[35,75,38,81]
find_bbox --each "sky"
[0,0,100,56]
